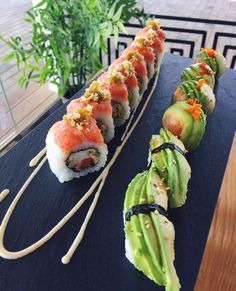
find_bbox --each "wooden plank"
[0,82,40,109]
[16,93,58,134]
[10,84,57,124]
[195,134,236,291]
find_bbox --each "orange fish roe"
[196,79,206,90]
[199,62,212,75]
[185,99,202,121]
[201,48,217,58]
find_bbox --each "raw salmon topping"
[109,82,128,100]
[53,118,103,151]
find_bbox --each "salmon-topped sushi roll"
[46,106,108,183]
[109,59,141,110]
[67,81,115,143]
[137,19,165,43]
[121,49,148,95]
[131,38,156,80]
[135,20,165,73]
[98,72,130,127]
[135,31,164,74]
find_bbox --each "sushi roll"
[121,49,148,95]
[124,168,180,291]
[172,79,216,115]
[67,81,115,143]
[98,72,130,127]
[149,128,191,208]
[46,106,108,183]
[109,59,141,110]
[181,62,215,89]
[194,48,226,78]
[162,99,206,152]
[146,19,165,42]
[135,20,165,73]
[137,19,165,43]
[131,38,156,80]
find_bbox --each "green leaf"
[1,52,15,63]
[87,0,97,9]
[107,2,116,19]
[117,21,128,34]
[63,66,71,84]
[113,4,124,22]
[113,25,119,49]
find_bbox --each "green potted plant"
[0,0,145,99]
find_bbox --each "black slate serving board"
[0,53,236,291]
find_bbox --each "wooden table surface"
[195,133,236,291]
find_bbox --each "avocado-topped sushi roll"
[98,72,130,127]
[181,62,215,89]
[46,106,108,183]
[109,59,141,110]
[124,168,180,291]
[172,79,216,115]
[162,99,206,152]
[195,48,226,78]
[149,128,191,208]
[122,49,148,95]
[67,81,114,143]
[131,37,156,80]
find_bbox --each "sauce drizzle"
[0,74,158,263]
[0,189,10,203]
[29,148,47,167]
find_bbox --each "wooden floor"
[0,0,57,150]
[195,134,236,291]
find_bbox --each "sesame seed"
[166,187,170,191]
[140,198,146,202]
[164,220,168,224]
[164,235,169,240]
[154,210,159,215]
[161,178,165,182]
[144,220,150,224]
[145,224,151,229]
[136,232,142,237]
[172,159,176,164]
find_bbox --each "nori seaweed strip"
[151,143,186,156]
[125,203,168,222]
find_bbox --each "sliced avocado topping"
[150,128,191,208]
[162,101,206,151]
[124,167,181,291]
